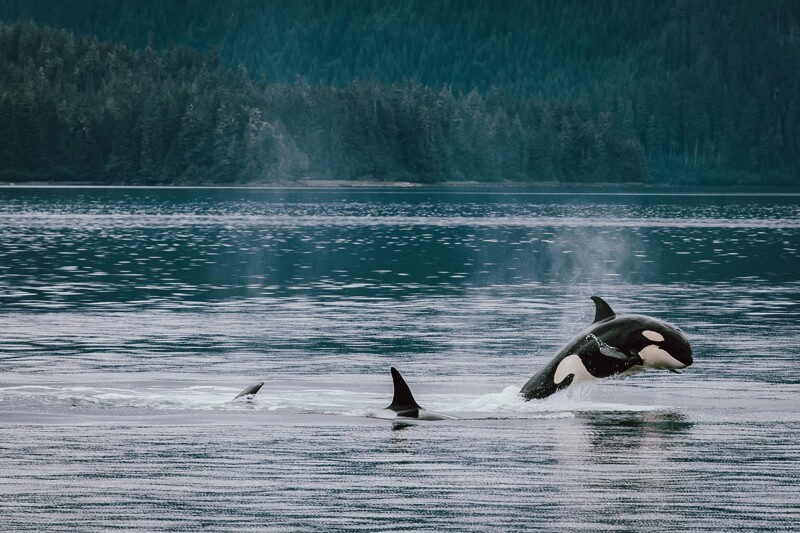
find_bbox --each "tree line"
[0,22,646,184]
[1,0,796,185]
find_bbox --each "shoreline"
[0,181,800,196]
[0,180,799,195]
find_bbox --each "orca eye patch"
[642,330,665,342]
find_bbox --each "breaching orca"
[370,367,456,420]
[520,296,693,400]
[233,382,264,400]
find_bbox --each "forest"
[0,22,645,184]
[0,0,798,185]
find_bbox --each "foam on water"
[2,385,238,410]
[444,384,668,416]
[1,382,666,420]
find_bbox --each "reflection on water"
[581,411,693,457]
[0,187,799,531]
[0,187,797,308]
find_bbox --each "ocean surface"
[0,186,798,531]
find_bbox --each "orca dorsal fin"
[388,367,421,411]
[591,296,616,323]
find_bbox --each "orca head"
[589,297,693,373]
[634,319,693,372]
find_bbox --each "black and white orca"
[370,367,456,420]
[520,296,693,400]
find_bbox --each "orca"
[233,382,264,401]
[520,296,693,400]
[370,367,456,421]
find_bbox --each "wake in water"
[452,383,668,416]
[0,381,671,420]
[0,385,266,411]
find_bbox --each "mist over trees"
[0,0,798,185]
[0,22,645,184]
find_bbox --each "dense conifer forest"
[0,0,798,185]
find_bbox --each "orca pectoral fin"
[233,382,264,400]
[599,345,641,363]
[669,369,684,374]
[599,345,627,360]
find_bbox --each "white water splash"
[453,384,667,415]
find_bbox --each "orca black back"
[233,382,264,400]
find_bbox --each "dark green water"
[0,187,798,531]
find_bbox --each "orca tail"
[387,367,421,414]
[233,382,264,400]
[591,295,616,323]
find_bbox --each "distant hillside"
[0,0,798,185]
[0,1,673,94]
[0,22,647,184]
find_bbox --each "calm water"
[1,187,799,531]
